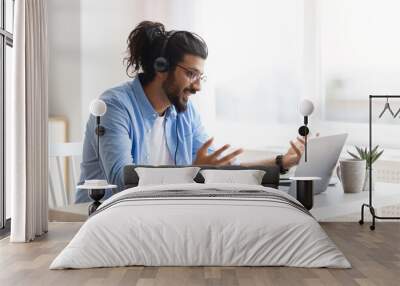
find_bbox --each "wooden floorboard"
[0,222,399,286]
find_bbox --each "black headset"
[149,28,206,165]
[149,29,181,164]
[153,30,180,73]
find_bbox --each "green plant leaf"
[371,150,384,164]
[355,146,363,157]
[358,147,364,159]
[371,145,379,156]
[347,151,360,159]
[352,145,385,163]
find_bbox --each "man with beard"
[76,21,305,203]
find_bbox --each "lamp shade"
[299,99,314,116]
[89,99,107,117]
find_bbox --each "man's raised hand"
[193,137,243,166]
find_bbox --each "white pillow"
[135,167,201,186]
[200,169,266,185]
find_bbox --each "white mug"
[336,159,366,193]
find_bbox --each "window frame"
[0,0,13,232]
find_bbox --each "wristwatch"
[275,155,289,174]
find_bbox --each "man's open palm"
[194,138,243,165]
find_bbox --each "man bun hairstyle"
[124,21,208,85]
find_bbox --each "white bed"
[50,183,351,269]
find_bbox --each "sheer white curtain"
[9,0,48,242]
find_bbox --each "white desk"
[52,183,400,222]
[306,182,400,220]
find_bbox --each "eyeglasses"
[176,64,207,83]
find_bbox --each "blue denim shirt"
[76,76,211,202]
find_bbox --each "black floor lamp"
[77,99,117,215]
[291,99,321,210]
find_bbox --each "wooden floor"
[0,222,399,286]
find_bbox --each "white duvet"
[50,183,351,269]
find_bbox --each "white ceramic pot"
[336,159,366,193]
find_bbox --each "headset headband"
[159,30,179,58]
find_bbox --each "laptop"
[284,133,348,196]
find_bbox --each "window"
[1,0,14,232]
[314,0,400,151]
[320,0,400,124]
[189,0,400,149]
[5,0,13,33]
[192,0,309,149]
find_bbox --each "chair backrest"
[48,142,82,207]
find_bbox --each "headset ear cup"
[154,57,169,72]
[298,126,309,137]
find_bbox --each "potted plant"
[347,145,384,192]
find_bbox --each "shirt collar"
[131,76,177,120]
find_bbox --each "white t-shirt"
[146,114,174,165]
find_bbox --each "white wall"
[80,0,178,131]
[81,0,134,130]
[48,0,82,141]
